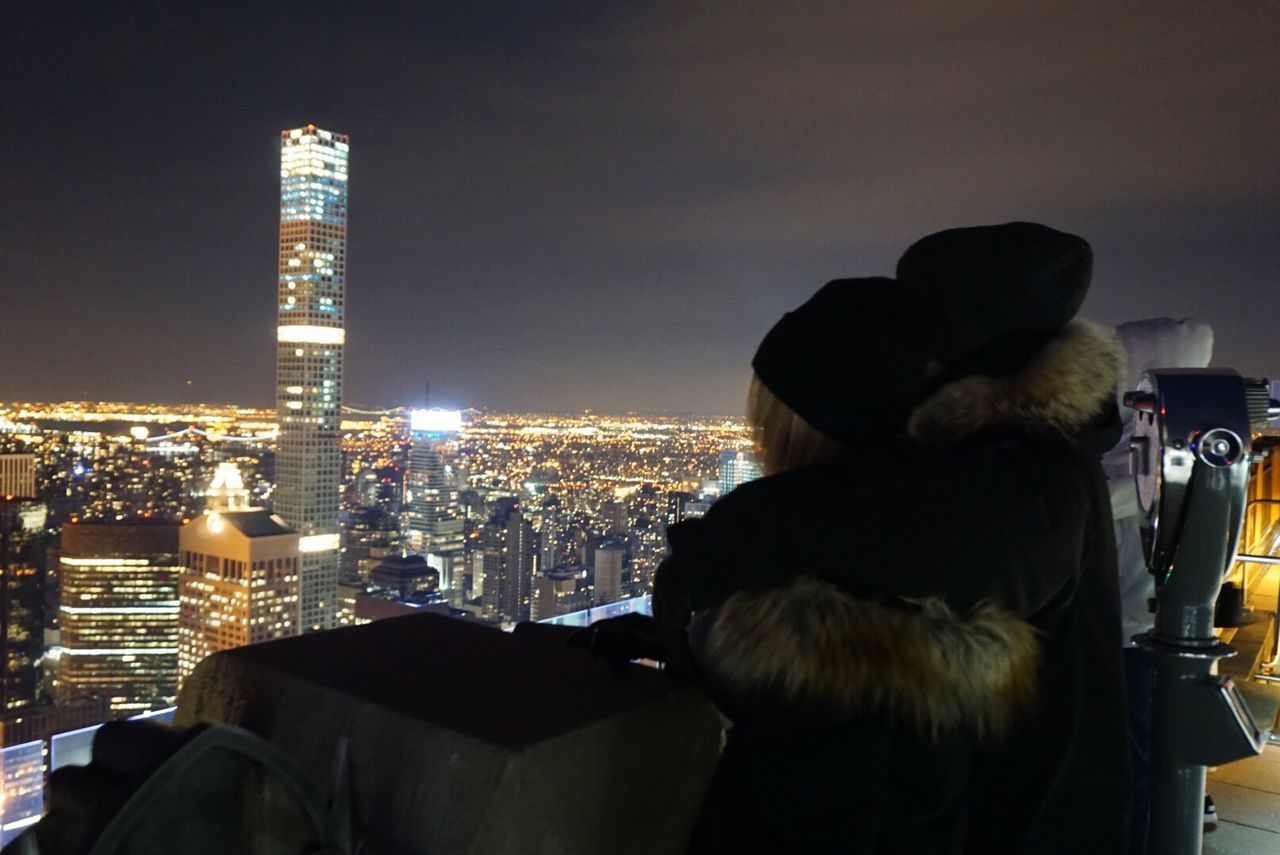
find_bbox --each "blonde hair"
[746,374,844,476]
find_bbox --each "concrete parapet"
[177,612,720,854]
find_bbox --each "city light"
[410,409,463,434]
[298,532,340,553]
[63,648,179,656]
[277,325,345,345]
[60,605,178,615]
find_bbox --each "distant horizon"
[1,399,747,422]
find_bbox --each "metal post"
[1146,647,1216,854]
[1145,463,1237,855]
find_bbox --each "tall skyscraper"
[178,464,301,683]
[406,409,466,591]
[406,409,462,550]
[58,523,181,714]
[275,124,348,631]
[481,498,534,625]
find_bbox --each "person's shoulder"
[706,460,876,522]
[668,463,859,564]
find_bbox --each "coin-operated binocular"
[1125,369,1276,855]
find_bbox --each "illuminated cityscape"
[0,394,747,838]
[6,4,1277,848]
[0,399,749,618]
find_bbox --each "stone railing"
[176,611,721,854]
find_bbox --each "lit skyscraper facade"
[717,450,762,497]
[406,409,462,553]
[275,124,348,631]
[481,498,535,625]
[178,467,301,684]
[57,524,181,714]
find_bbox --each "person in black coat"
[655,223,1128,854]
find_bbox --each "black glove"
[565,613,664,667]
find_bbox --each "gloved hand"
[566,613,664,667]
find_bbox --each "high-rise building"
[1,454,44,712]
[0,501,45,712]
[57,523,181,714]
[593,542,624,607]
[275,123,349,632]
[718,449,762,497]
[530,570,589,621]
[0,455,35,500]
[481,499,534,625]
[406,409,462,554]
[178,465,301,683]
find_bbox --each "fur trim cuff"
[704,577,1040,739]
[908,319,1123,443]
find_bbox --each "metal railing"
[1232,498,1280,678]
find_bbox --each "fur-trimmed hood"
[699,577,1040,740]
[908,319,1123,443]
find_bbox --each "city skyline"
[4,4,1279,415]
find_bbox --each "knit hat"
[751,277,930,444]
[896,222,1093,373]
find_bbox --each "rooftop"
[209,509,294,538]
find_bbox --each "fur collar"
[908,319,1123,443]
[704,577,1039,740]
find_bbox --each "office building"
[0,455,35,500]
[593,543,624,607]
[340,506,402,586]
[481,498,534,624]
[274,124,349,632]
[0,455,44,712]
[57,523,181,714]
[178,465,301,683]
[531,570,590,621]
[406,409,462,555]
[367,552,439,601]
[718,450,762,497]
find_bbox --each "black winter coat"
[655,320,1129,854]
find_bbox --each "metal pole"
[1147,463,1235,855]
[1146,649,1213,854]
[1234,553,1280,565]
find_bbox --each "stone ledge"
[176,612,721,854]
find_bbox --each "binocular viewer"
[1125,370,1276,643]
[1123,368,1277,854]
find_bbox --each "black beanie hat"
[896,221,1092,369]
[751,277,930,445]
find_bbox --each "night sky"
[4,3,1278,414]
